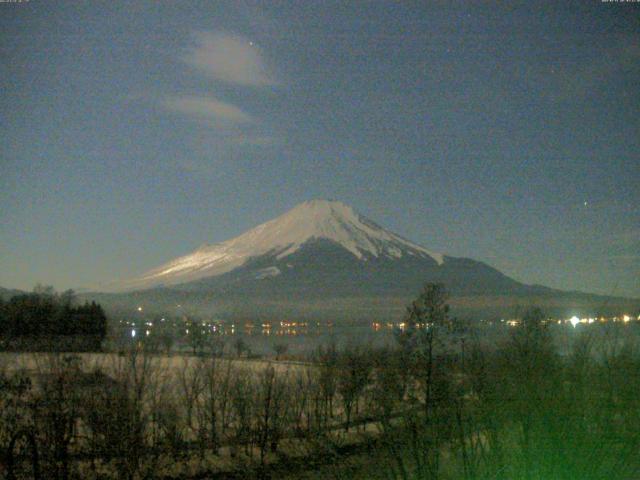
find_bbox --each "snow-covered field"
[0,351,305,376]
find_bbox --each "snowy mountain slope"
[115,200,444,291]
[89,199,640,320]
[176,237,527,299]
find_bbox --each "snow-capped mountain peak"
[116,199,443,291]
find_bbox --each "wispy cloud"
[156,30,281,160]
[183,31,277,87]
[163,95,254,125]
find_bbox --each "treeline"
[0,284,639,479]
[0,286,107,351]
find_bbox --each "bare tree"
[32,354,83,480]
[229,367,254,457]
[370,347,409,430]
[1,368,37,480]
[254,365,288,475]
[234,337,248,358]
[102,347,162,480]
[194,357,234,455]
[316,342,338,428]
[288,368,313,436]
[273,342,288,361]
[337,344,372,432]
[177,356,204,435]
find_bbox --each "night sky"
[1,1,638,297]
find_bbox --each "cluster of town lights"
[568,314,634,328]
[125,307,637,340]
[374,315,639,332]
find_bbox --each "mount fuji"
[93,200,636,320]
[118,200,444,291]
